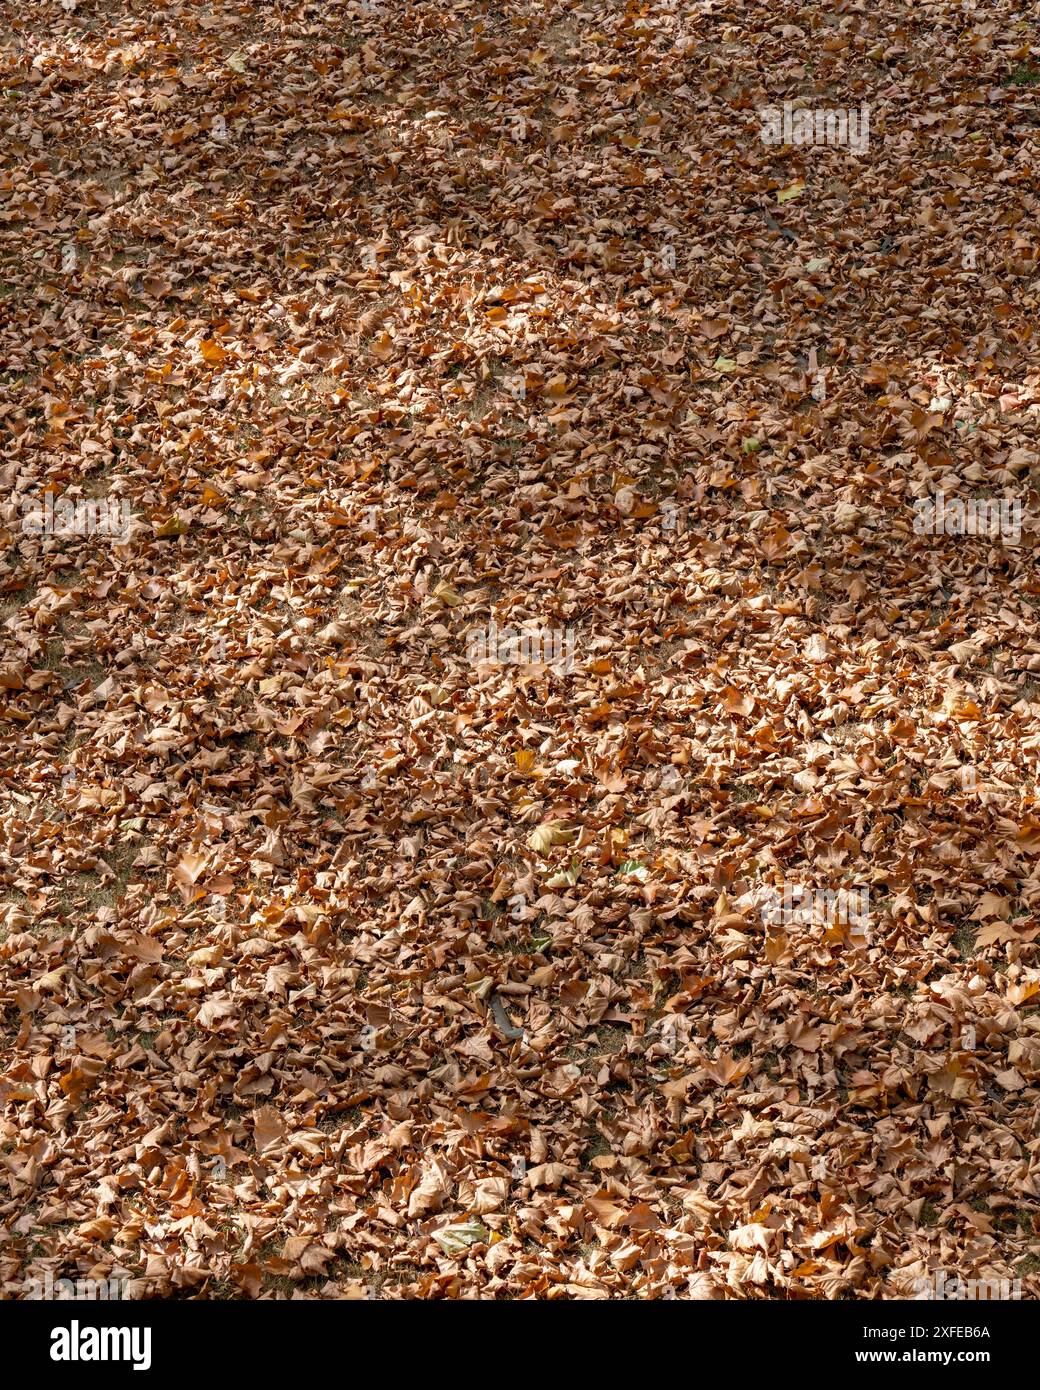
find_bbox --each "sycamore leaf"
[433,1221,488,1255]
[528,822,574,854]
[432,581,463,607]
[544,858,581,888]
[199,338,228,365]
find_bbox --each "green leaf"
[434,1220,488,1255]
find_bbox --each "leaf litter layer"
[1,0,1040,1300]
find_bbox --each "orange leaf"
[199,338,228,365]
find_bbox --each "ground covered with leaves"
[2,0,1040,1301]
